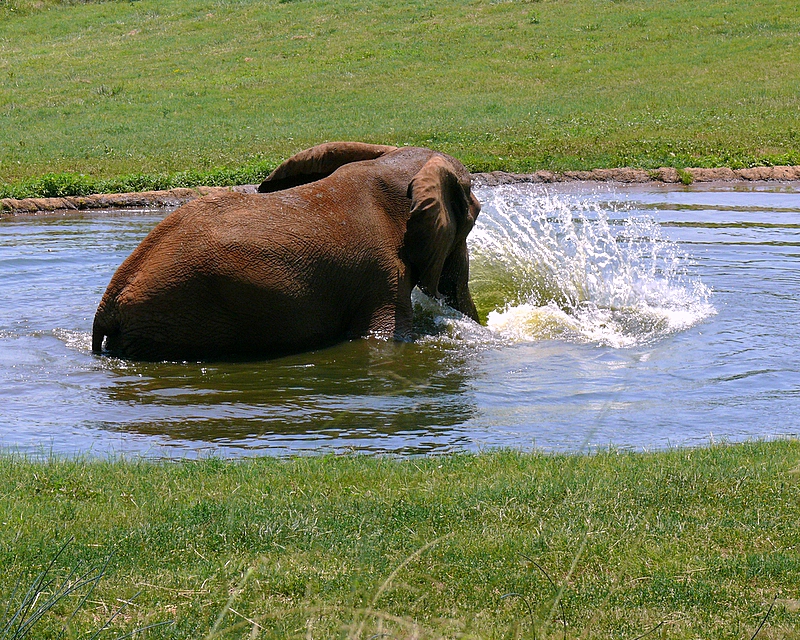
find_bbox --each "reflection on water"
[93,336,478,454]
[1,182,799,457]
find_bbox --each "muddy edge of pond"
[3,165,800,215]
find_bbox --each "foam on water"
[411,288,500,347]
[467,185,716,348]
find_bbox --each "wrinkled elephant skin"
[92,142,481,361]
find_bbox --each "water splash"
[412,288,500,347]
[468,185,715,348]
[53,328,92,352]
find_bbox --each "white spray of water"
[465,185,715,348]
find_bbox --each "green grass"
[2,0,800,197]
[2,441,799,638]
[2,5,798,637]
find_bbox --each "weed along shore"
[3,165,800,215]
[1,442,799,638]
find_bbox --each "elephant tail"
[91,299,119,354]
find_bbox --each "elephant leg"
[391,295,414,342]
[375,273,414,342]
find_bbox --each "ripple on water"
[2,183,799,456]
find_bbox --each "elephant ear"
[404,155,470,298]
[258,142,398,192]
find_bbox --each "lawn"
[2,0,800,197]
[1,442,799,638]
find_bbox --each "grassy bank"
[2,0,800,197]
[2,441,799,638]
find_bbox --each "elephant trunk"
[438,244,480,323]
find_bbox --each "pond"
[1,182,798,457]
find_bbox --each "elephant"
[91,142,482,361]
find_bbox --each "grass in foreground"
[2,0,800,197]
[1,441,799,638]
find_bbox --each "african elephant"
[91,142,481,361]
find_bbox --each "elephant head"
[404,154,480,322]
[259,142,481,324]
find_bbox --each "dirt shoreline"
[3,165,800,215]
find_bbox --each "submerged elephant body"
[92,143,481,361]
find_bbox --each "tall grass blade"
[205,568,254,640]
[351,532,454,639]
[1,536,73,639]
[749,594,777,640]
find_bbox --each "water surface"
[1,182,798,456]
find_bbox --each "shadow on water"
[91,334,479,453]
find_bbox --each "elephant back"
[258,142,398,192]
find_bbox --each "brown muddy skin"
[3,165,800,215]
[90,144,481,361]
